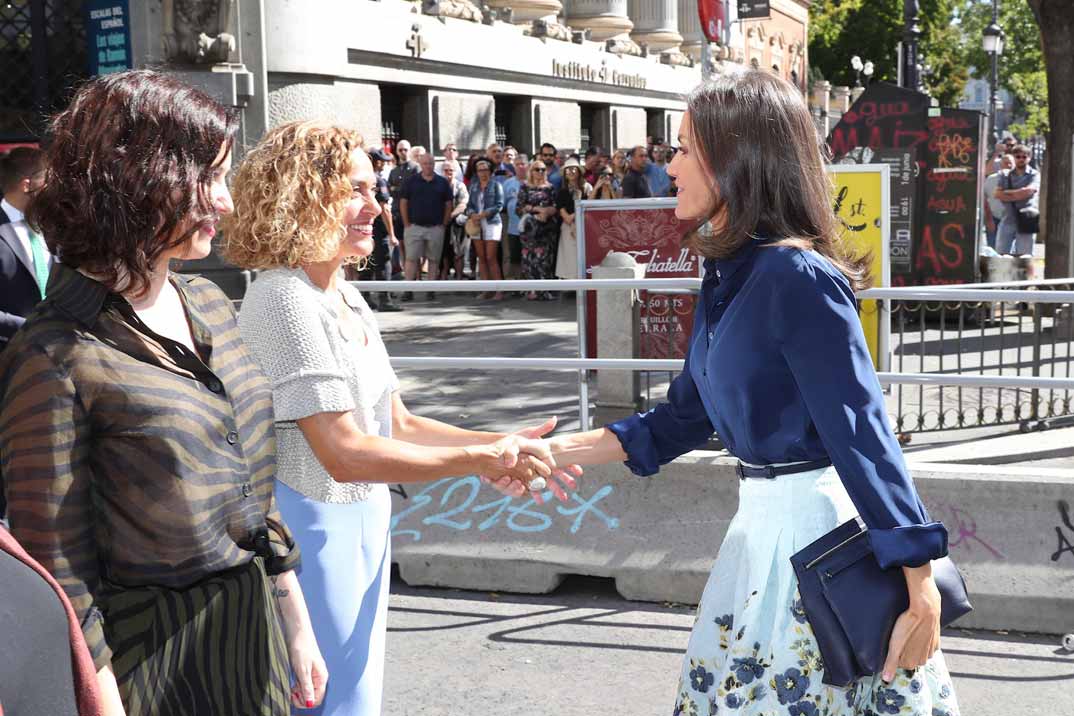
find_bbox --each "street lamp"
[902,0,923,91]
[851,56,874,88]
[983,2,1005,146]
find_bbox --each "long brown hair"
[684,70,870,290]
[27,70,237,298]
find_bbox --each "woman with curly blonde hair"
[223,121,577,715]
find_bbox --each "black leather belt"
[736,458,832,480]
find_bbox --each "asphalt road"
[383,574,1074,716]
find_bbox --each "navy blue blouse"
[608,239,948,569]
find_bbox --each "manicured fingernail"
[882,671,893,682]
[306,699,314,708]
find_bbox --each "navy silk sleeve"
[775,254,948,569]
[606,337,715,476]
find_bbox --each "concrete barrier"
[390,454,1074,634]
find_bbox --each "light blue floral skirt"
[673,466,960,716]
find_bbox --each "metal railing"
[864,281,1074,433]
[357,277,1074,434]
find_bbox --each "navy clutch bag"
[789,518,973,688]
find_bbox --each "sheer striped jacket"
[0,263,299,669]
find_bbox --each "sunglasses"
[533,168,547,172]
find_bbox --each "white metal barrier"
[354,277,1074,428]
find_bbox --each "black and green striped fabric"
[0,263,299,713]
[106,558,291,716]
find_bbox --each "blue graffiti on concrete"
[390,476,620,542]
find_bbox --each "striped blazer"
[0,263,299,669]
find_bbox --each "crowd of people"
[351,136,679,307]
[0,67,960,716]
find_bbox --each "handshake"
[466,416,583,504]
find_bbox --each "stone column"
[677,0,703,60]
[563,0,633,42]
[831,85,852,127]
[485,0,561,24]
[628,0,681,53]
[810,80,832,138]
[593,252,644,426]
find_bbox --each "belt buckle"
[763,464,778,479]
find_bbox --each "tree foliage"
[808,0,968,106]
[957,0,1047,136]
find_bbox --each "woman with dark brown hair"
[495,71,961,715]
[0,70,326,715]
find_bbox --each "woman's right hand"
[466,434,555,489]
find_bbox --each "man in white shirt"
[0,147,50,350]
[435,142,464,180]
[982,153,1013,250]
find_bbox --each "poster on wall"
[836,146,918,284]
[826,164,891,371]
[828,82,982,285]
[576,199,701,361]
[918,108,984,285]
[84,0,132,76]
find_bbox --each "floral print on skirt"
[673,466,961,716]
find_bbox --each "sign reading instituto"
[552,59,647,90]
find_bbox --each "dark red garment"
[0,527,102,716]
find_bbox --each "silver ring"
[528,477,548,492]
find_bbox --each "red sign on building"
[697,0,725,43]
[579,201,701,360]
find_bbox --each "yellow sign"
[826,164,891,371]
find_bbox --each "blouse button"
[226,431,239,445]
[207,379,223,393]
[708,331,714,340]
[716,270,722,279]
[241,483,253,498]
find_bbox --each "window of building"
[380,84,406,156]
[494,95,511,147]
[580,103,597,151]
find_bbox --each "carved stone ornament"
[162,0,236,64]
[530,18,573,42]
[659,50,694,67]
[605,36,643,57]
[407,23,431,57]
[422,0,483,23]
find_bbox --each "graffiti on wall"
[390,476,621,542]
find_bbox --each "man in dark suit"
[0,147,48,521]
[1,147,50,351]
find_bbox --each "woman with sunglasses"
[464,157,506,300]
[516,160,559,301]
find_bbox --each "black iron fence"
[0,0,87,141]
[639,280,1074,436]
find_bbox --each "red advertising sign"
[698,0,725,43]
[580,201,701,360]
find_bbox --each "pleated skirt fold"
[673,466,961,716]
[105,557,291,716]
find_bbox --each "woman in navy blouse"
[512,72,961,715]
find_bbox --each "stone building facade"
[263,0,706,157]
[0,0,812,293]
